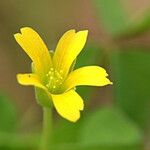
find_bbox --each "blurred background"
[0,0,150,150]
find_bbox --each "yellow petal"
[51,90,84,122]
[14,27,52,77]
[17,73,47,90]
[53,29,88,77]
[63,66,113,91]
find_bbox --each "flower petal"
[14,27,52,77]
[17,73,47,90]
[63,66,113,91]
[53,29,88,77]
[51,90,84,122]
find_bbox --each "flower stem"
[40,107,52,150]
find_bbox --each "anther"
[50,76,53,80]
[46,84,49,87]
[48,71,52,75]
[53,85,56,89]
[60,70,63,74]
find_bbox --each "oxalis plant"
[14,27,112,150]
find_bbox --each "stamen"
[59,82,62,85]
[46,68,63,93]
[46,84,49,88]
[50,76,53,80]
[60,69,63,74]
[53,85,56,89]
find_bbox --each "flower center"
[46,68,63,94]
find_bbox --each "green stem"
[40,107,52,150]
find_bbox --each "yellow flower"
[14,27,112,122]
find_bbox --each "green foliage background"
[0,0,150,149]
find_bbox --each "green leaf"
[75,44,102,68]
[110,48,150,128]
[0,92,17,132]
[94,0,150,38]
[79,107,143,149]
[53,118,83,144]
[94,0,127,36]
[0,133,39,150]
[52,143,143,150]
[118,11,150,38]
[53,107,143,150]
